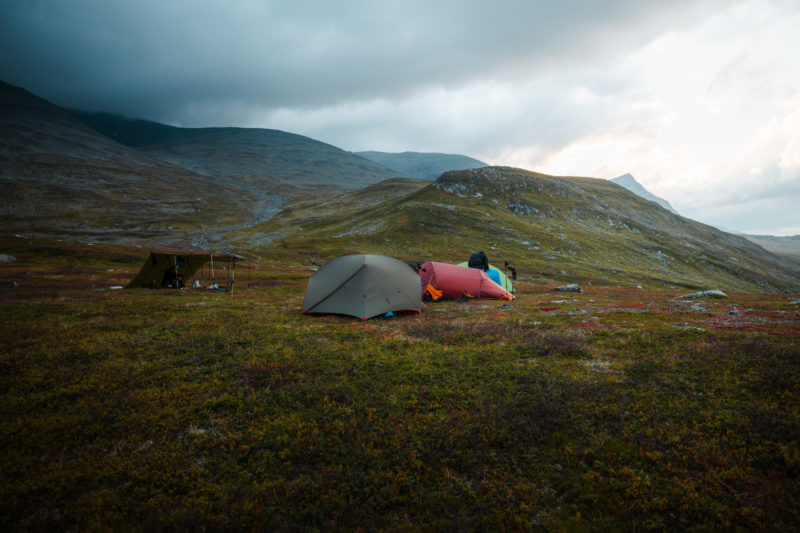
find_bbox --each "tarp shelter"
[126,252,239,289]
[419,261,515,301]
[303,254,422,320]
[457,261,515,294]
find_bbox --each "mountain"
[1,81,407,248]
[0,81,258,247]
[356,150,487,180]
[612,173,678,214]
[3,81,798,291]
[742,234,800,258]
[242,167,800,293]
[72,112,407,192]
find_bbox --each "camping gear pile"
[455,261,515,294]
[302,252,515,320]
[419,261,514,301]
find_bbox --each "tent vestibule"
[126,252,239,290]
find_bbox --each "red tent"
[418,261,515,300]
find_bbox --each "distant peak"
[611,174,678,215]
[612,173,637,185]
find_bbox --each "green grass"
[1,238,799,531]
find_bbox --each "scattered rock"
[677,289,728,299]
[0,254,17,263]
[585,359,612,373]
[507,200,539,215]
[554,283,582,293]
[677,323,706,331]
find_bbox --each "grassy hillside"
[240,167,800,293]
[231,177,430,247]
[1,235,798,530]
[0,81,258,247]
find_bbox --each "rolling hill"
[356,150,487,180]
[72,112,408,192]
[0,81,259,248]
[743,234,800,259]
[2,81,406,248]
[2,80,799,292]
[241,167,800,293]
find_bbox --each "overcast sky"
[2,0,799,235]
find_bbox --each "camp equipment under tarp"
[126,252,239,290]
[303,254,422,320]
[457,261,515,293]
[419,261,515,301]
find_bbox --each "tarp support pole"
[230,258,235,297]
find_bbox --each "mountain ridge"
[0,80,259,248]
[742,234,800,258]
[356,150,487,180]
[71,111,408,191]
[242,166,800,292]
[2,80,798,291]
[1,80,408,249]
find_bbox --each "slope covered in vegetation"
[239,167,800,293]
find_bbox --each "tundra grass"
[1,242,799,531]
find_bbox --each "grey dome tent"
[302,254,422,320]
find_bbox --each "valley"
[1,79,799,531]
[3,79,798,294]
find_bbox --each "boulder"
[554,283,582,293]
[677,289,728,299]
[0,254,17,263]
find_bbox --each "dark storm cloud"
[1,0,720,122]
